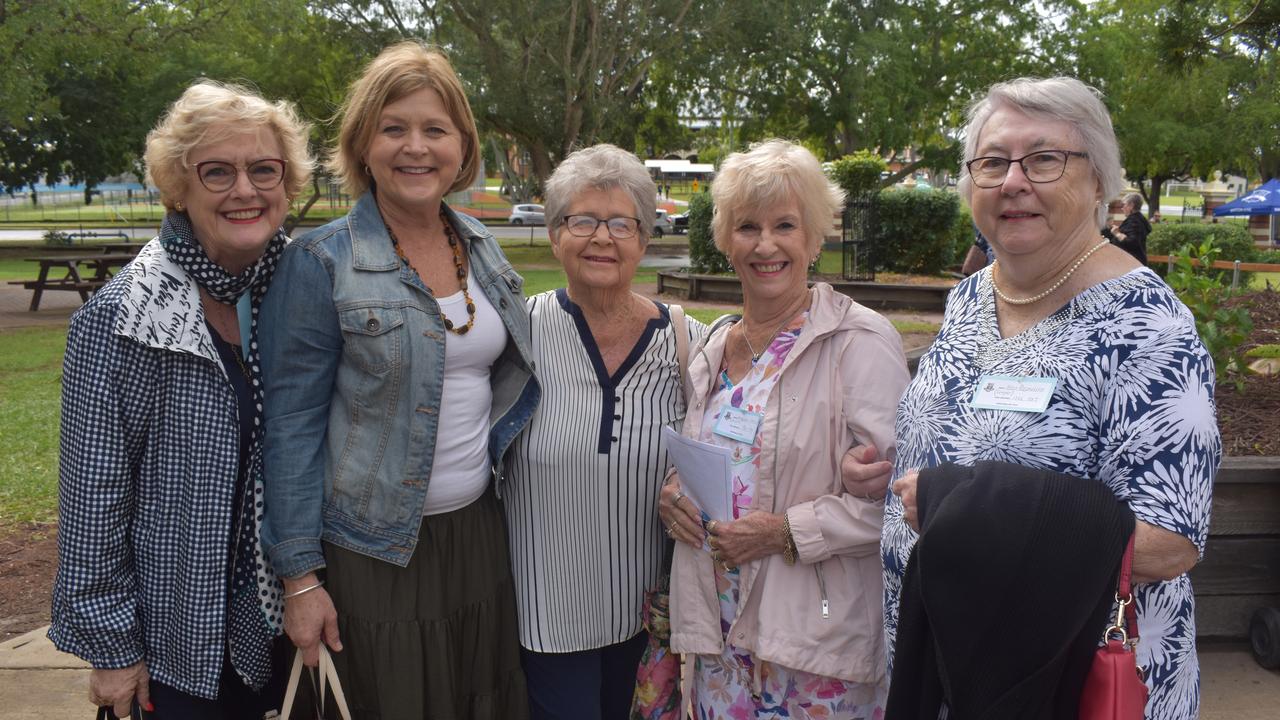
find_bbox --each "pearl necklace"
[991,239,1109,306]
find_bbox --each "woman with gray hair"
[1104,192,1151,264]
[881,77,1218,718]
[501,143,706,718]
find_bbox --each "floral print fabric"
[692,315,886,720]
[881,268,1220,720]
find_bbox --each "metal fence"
[841,193,876,281]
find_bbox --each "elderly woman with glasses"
[49,80,313,718]
[500,143,707,718]
[880,77,1219,719]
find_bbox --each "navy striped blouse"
[504,289,707,652]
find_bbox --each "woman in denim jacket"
[259,42,538,718]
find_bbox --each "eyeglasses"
[194,159,287,192]
[965,150,1089,188]
[562,214,641,240]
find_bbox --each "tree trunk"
[1148,177,1165,219]
[284,175,322,236]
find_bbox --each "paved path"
[0,628,1275,718]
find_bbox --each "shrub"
[1149,223,1257,261]
[43,229,72,246]
[686,192,729,274]
[1149,222,1258,284]
[1166,237,1253,389]
[871,189,961,274]
[951,205,975,266]
[828,151,886,197]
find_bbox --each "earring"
[363,164,371,177]
[174,201,185,212]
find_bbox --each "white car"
[652,209,674,237]
[509,203,545,225]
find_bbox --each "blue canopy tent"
[1213,178,1280,217]
[1214,178,1280,244]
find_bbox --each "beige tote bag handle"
[278,645,352,720]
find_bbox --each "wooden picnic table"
[8,253,137,311]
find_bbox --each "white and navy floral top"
[881,266,1220,720]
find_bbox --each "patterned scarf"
[159,212,285,690]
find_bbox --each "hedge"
[870,189,961,275]
[1148,223,1258,262]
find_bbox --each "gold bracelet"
[781,513,798,565]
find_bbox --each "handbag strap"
[1107,533,1140,646]
[669,303,690,407]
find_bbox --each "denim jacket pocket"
[338,306,405,374]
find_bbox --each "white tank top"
[423,271,506,515]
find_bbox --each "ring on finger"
[672,490,687,506]
[665,524,674,537]
[706,520,719,534]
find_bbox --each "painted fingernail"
[145,702,155,711]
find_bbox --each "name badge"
[971,375,1057,413]
[713,406,762,443]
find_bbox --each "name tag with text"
[971,375,1057,413]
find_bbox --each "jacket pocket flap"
[339,306,405,337]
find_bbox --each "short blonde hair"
[144,80,313,211]
[328,41,480,197]
[711,139,845,256]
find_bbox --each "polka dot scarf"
[159,211,285,690]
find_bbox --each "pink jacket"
[669,283,910,683]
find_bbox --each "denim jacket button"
[366,318,380,332]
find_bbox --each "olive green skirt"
[322,491,529,720]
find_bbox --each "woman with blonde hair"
[260,41,537,718]
[658,139,909,717]
[50,79,313,718]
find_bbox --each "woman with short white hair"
[503,143,706,718]
[659,139,909,717]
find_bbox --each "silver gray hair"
[958,77,1124,227]
[1124,192,1143,212]
[544,144,657,245]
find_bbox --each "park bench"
[9,253,136,311]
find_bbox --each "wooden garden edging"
[1192,456,1280,640]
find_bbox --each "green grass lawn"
[0,258,40,281]
[0,327,65,525]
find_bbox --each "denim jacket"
[260,194,539,578]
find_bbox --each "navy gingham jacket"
[48,240,259,699]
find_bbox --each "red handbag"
[1079,534,1148,719]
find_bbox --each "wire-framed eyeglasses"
[562,214,642,240]
[965,150,1089,189]
[195,159,287,192]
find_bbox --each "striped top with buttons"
[503,289,707,652]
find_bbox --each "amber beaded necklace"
[385,214,476,335]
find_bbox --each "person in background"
[1103,191,1151,265]
[961,228,997,276]
[660,139,909,718]
[260,41,538,718]
[51,80,313,718]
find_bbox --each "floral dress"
[692,315,886,720]
[881,268,1220,720]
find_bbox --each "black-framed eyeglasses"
[965,150,1089,188]
[194,158,287,192]
[562,214,642,240]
